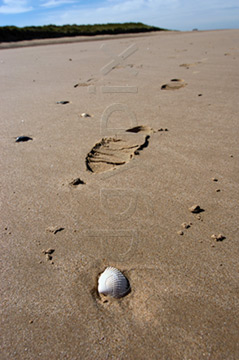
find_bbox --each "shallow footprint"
[161,79,187,90]
[126,125,155,134]
[179,62,202,68]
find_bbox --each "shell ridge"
[98,267,130,298]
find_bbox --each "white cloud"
[40,0,181,27]
[41,0,77,8]
[0,0,32,14]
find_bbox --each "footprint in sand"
[180,58,207,69]
[161,78,187,90]
[125,125,155,134]
[74,78,95,88]
[86,126,152,174]
[179,62,200,68]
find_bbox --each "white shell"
[98,267,130,298]
[80,113,91,118]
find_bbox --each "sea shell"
[80,113,92,118]
[98,267,130,298]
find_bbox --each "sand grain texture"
[1,29,239,360]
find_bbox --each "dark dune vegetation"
[0,22,166,43]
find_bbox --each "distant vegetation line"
[0,22,167,43]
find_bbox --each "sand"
[1,29,239,359]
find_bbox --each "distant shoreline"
[0,29,236,50]
[0,22,165,48]
[0,31,166,50]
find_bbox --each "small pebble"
[70,178,85,186]
[189,205,203,213]
[230,154,233,158]
[15,136,33,142]
[80,113,92,118]
[45,248,55,255]
[212,178,218,182]
[177,230,184,235]
[181,222,190,229]
[45,254,52,261]
[29,320,33,324]
[56,101,69,105]
[211,234,226,241]
[216,189,221,192]
[46,226,64,234]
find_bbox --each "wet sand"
[1,29,239,359]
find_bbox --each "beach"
[1,29,239,359]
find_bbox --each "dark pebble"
[56,101,70,105]
[189,205,204,213]
[70,178,85,186]
[15,136,33,142]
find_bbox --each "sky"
[0,0,239,31]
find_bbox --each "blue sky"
[0,0,239,31]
